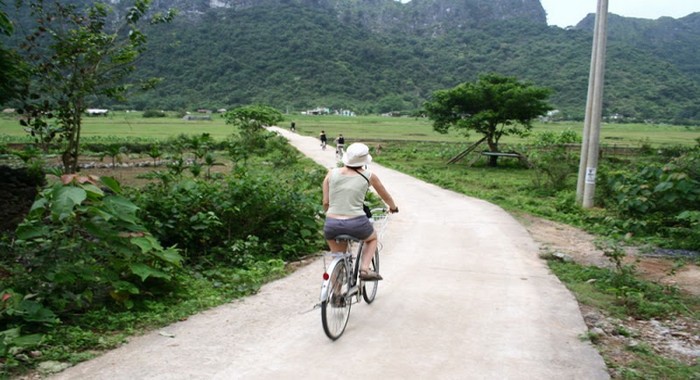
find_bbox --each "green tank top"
[327,168,371,216]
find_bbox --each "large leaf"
[132,237,183,266]
[102,195,140,224]
[52,186,87,221]
[100,176,123,194]
[82,183,105,200]
[129,262,171,281]
[11,333,44,351]
[154,247,184,267]
[18,300,59,324]
[111,280,140,295]
[131,236,156,253]
[28,198,48,216]
[15,224,50,240]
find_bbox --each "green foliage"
[547,260,692,320]
[424,74,552,166]
[223,105,284,161]
[133,166,324,265]
[0,2,28,105]
[527,129,581,192]
[8,174,183,314]
[0,289,57,369]
[11,0,175,173]
[99,144,127,167]
[596,148,700,249]
[142,110,166,118]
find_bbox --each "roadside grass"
[547,261,698,320]
[619,350,700,380]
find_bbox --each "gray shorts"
[324,216,374,240]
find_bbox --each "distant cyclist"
[335,134,345,157]
[320,130,328,150]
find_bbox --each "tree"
[224,105,284,163]
[0,1,29,105]
[424,73,552,166]
[14,0,176,173]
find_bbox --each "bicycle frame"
[319,239,363,304]
[319,209,386,340]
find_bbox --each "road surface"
[51,127,609,379]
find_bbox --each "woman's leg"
[360,232,378,272]
[327,239,347,253]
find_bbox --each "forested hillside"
[3,0,700,123]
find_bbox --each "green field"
[1,112,698,147]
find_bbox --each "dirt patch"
[518,213,699,297]
[46,155,232,187]
[518,213,700,373]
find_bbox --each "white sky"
[397,1,699,28]
[538,0,699,28]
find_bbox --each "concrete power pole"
[577,0,609,208]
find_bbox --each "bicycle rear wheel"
[321,261,351,340]
[362,247,380,304]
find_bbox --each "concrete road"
[51,128,609,380]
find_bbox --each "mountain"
[4,0,700,123]
[574,12,700,121]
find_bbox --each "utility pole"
[577,0,609,208]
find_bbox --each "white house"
[86,108,109,116]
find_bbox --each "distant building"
[302,107,330,115]
[86,108,109,116]
[337,109,356,117]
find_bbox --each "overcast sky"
[537,0,698,28]
[397,1,699,28]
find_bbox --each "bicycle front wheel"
[362,247,380,304]
[321,261,351,340]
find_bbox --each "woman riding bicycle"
[322,143,398,281]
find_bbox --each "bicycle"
[335,145,344,161]
[321,140,327,150]
[319,208,389,340]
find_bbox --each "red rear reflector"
[323,273,330,280]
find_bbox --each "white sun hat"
[342,143,373,167]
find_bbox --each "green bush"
[597,148,700,249]
[6,175,183,314]
[142,110,166,118]
[133,167,324,265]
[527,129,581,193]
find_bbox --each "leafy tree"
[424,73,552,166]
[13,0,175,173]
[224,105,284,163]
[0,1,28,105]
[0,1,9,35]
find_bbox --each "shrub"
[7,175,183,314]
[142,110,166,118]
[527,130,581,192]
[597,148,700,249]
[133,167,324,265]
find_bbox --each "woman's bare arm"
[322,170,331,212]
[369,174,397,211]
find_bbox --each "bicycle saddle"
[334,234,362,242]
